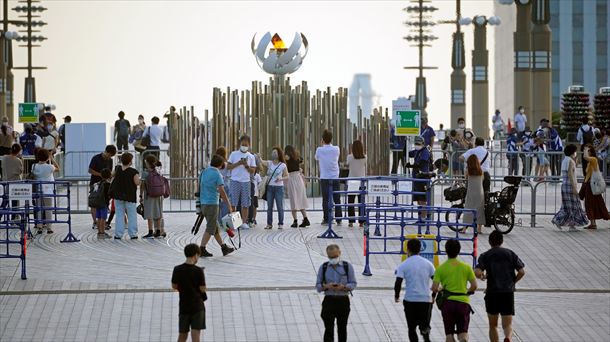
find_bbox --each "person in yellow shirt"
[432,239,477,342]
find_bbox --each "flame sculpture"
[251,32,308,75]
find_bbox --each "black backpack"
[88,181,106,208]
[581,126,594,145]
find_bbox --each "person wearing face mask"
[408,136,432,206]
[514,106,527,138]
[259,147,289,229]
[111,152,141,239]
[58,116,71,152]
[227,135,256,230]
[316,244,357,342]
[506,128,520,176]
[131,115,147,153]
[551,144,588,230]
[520,127,535,177]
[41,121,59,155]
[491,109,505,140]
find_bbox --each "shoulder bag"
[260,163,282,201]
[590,169,606,195]
[141,127,151,148]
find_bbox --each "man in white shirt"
[514,106,527,137]
[227,135,256,229]
[142,116,163,158]
[315,129,343,225]
[460,137,491,193]
[394,239,435,342]
[491,110,505,140]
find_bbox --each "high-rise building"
[494,0,609,117]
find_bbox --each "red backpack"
[146,169,170,198]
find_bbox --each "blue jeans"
[115,200,138,238]
[266,185,284,225]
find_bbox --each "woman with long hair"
[464,155,485,233]
[552,144,588,230]
[346,140,366,227]
[140,154,166,238]
[284,145,310,228]
[260,146,289,230]
[581,144,610,229]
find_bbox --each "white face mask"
[138,119,144,124]
[572,153,577,159]
[458,123,465,129]
[414,145,423,150]
[240,145,248,153]
[328,257,341,265]
[520,109,525,114]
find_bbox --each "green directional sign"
[395,110,421,136]
[18,103,39,123]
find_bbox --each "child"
[506,128,519,176]
[106,199,115,230]
[171,243,207,342]
[248,170,262,227]
[94,168,112,238]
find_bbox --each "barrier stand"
[362,204,478,276]
[0,208,28,279]
[318,180,342,239]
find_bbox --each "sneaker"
[278,225,284,230]
[264,225,272,230]
[154,230,161,238]
[299,218,311,227]
[105,224,112,230]
[91,223,97,230]
[221,244,235,256]
[200,246,213,257]
[290,220,298,228]
[130,236,138,240]
[103,232,112,238]
[248,222,256,228]
[142,231,154,238]
[240,223,250,230]
[113,236,121,240]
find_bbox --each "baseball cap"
[414,136,424,145]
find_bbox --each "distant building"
[494,0,609,115]
[348,73,375,123]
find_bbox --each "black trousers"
[508,155,519,176]
[581,154,588,176]
[550,153,561,176]
[116,135,129,151]
[320,179,342,223]
[321,296,350,342]
[403,301,432,342]
[483,172,491,194]
[520,155,532,176]
[392,150,406,174]
[347,194,364,224]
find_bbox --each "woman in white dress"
[346,140,367,227]
[464,155,485,233]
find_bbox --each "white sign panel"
[367,180,393,195]
[391,97,412,122]
[9,184,32,201]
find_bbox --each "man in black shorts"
[172,243,207,342]
[475,231,526,342]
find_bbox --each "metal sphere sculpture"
[251,32,309,75]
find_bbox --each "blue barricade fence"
[0,208,28,279]
[0,180,77,243]
[362,205,479,276]
[318,176,433,239]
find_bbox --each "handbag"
[261,163,282,201]
[590,170,606,195]
[578,182,587,200]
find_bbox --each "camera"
[194,192,201,214]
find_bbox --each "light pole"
[497,0,533,117]
[529,0,551,126]
[403,0,438,119]
[12,0,48,103]
[460,15,501,139]
[0,30,19,122]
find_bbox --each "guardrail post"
[530,180,536,228]
[318,180,342,239]
[374,196,381,236]
[362,222,372,276]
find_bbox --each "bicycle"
[444,176,522,234]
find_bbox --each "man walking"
[514,106,527,138]
[172,243,207,342]
[198,155,235,257]
[394,239,435,342]
[316,129,343,225]
[459,137,491,193]
[227,135,256,229]
[475,231,525,342]
[114,111,131,151]
[316,244,357,342]
[88,145,117,229]
[432,239,477,342]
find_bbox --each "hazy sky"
[5,0,495,130]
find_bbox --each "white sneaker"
[248,222,256,228]
[239,223,250,230]
[278,225,283,230]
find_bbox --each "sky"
[4,0,496,130]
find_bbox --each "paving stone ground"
[1,211,609,342]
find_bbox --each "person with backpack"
[89,168,112,239]
[316,244,357,342]
[577,117,595,175]
[142,116,163,159]
[114,111,131,151]
[394,239,435,342]
[432,239,477,342]
[140,155,168,238]
[88,145,117,230]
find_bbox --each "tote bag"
[590,170,606,195]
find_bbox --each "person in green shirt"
[432,239,477,342]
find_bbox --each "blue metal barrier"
[318,176,433,239]
[0,208,28,279]
[0,180,76,243]
[362,204,478,276]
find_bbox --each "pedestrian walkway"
[1,213,609,341]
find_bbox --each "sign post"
[18,103,40,123]
[395,110,421,136]
[402,233,439,267]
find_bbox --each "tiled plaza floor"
[1,212,609,341]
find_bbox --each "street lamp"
[460,15,501,139]
[12,0,48,103]
[1,30,19,120]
